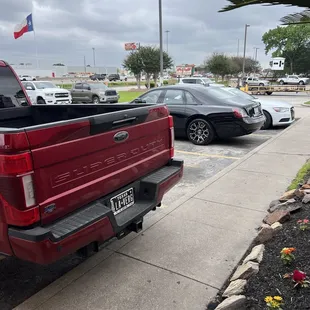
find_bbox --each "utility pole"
[237,39,240,57]
[159,0,163,87]
[253,47,259,61]
[92,47,96,69]
[165,30,170,53]
[242,24,250,78]
[84,55,86,72]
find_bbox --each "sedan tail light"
[232,108,248,119]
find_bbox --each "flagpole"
[31,7,39,69]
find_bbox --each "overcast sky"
[0,0,299,69]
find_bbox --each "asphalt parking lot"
[1,94,309,310]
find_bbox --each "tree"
[53,63,65,66]
[219,1,310,24]
[123,51,144,89]
[123,46,173,88]
[230,57,261,74]
[205,53,233,79]
[262,24,310,73]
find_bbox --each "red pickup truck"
[0,61,183,264]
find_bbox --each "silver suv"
[179,77,223,87]
[71,82,119,104]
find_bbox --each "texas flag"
[14,14,34,39]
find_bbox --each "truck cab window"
[0,66,28,108]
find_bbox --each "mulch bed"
[245,201,310,310]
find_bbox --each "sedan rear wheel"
[187,118,214,145]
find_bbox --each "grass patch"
[118,91,145,103]
[288,160,310,190]
[304,101,310,105]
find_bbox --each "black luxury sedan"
[131,84,265,145]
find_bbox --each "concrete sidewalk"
[16,113,310,310]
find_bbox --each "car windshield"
[89,83,108,90]
[222,87,256,100]
[33,82,57,89]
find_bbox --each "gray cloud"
[0,0,298,68]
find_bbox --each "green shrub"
[163,80,168,85]
[150,82,155,88]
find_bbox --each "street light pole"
[254,47,259,61]
[242,24,250,78]
[165,30,170,53]
[159,0,164,87]
[237,39,240,57]
[92,47,96,68]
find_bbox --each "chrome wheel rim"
[93,98,99,104]
[189,121,209,144]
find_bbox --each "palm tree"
[219,1,310,24]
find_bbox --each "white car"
[277,75,309,85]
[222,87,294,129]
[179,77,225,87]
[22,81,72,105]
[19,75,36,81]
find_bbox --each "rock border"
[208,179,310,310]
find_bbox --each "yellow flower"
[274,296,283,301]
[265,296,273,303]
[270,300,279,308]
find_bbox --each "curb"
[301,103,310,107]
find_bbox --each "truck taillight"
[168,115,174,158]
[0,152,39,226]
[0,152,33,175]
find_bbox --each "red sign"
[124,43,139,51]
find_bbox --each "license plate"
[254,107,260,115]
[110,188,134,215]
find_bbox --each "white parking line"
[175,150,241,160]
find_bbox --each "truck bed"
[0,104,150,129]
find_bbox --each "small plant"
[280,247,296,265]
[264,296,284,309]
[297,219,310,231]
[283,269,310,288]
[163,80,168,85]
[150,82,155,88]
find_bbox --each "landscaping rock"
[255,224,274,243]
[307,178,310,185]
[215,295,246,310]
[295,189,306,199]
[279,189,296,201]
[271,222,283,231]
[264,209,290,225]
[231,262,259,281]
[268,199,300,213]
[302,184,310,189]
[243,244,265,264]
[302,194,310,204]
[268,200,281,212]
[223,280,247,297]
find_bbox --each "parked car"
[119,74,128,81]
[277,75,309,85]
[19,74,36,81]
[131,84,265,145]
[179,77,224,87]
[243,77,269,87]
[71,82,119,103]
[219,87,295,130]
[90,74,107,81]
[22,81,72,104]
[0,60,183,265]
[107,74,121,81]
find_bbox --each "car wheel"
[187,118,214,145]
[299,81,305,85]
[125,78,127,81]
[37,98,46,104]
[92,96,100,104]
[279,80,284,85]
[266,92,273,95]
[259,83,264,87]
[33,78,36,81]
[261,110,272,130]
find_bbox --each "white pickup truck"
[277,75,309,85]
[22,81,72,104]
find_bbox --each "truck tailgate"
[25,105,172,224]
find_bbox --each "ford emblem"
[114,131,129,143]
